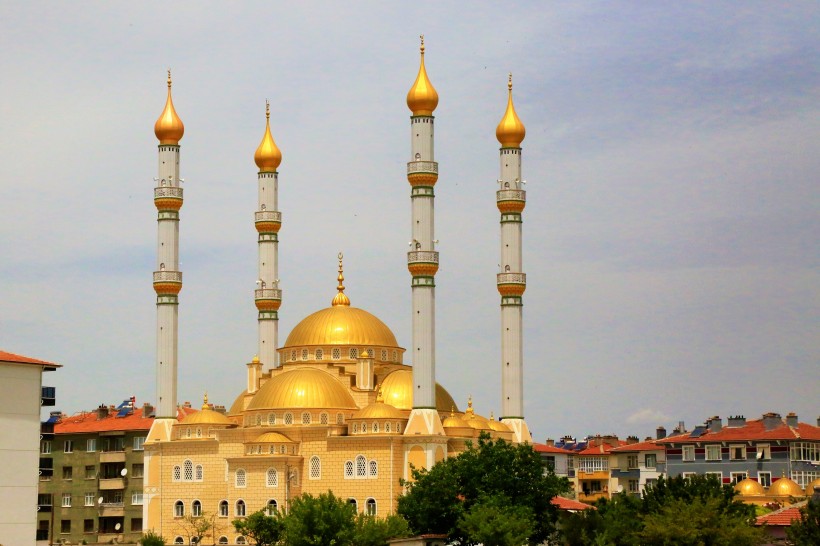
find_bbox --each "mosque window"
[256,414,262,426]
[268,413,276,425]
[396,423,402,433]
[350,348,358,359]
[236,537,246,544]
[291,469,299,485]
[344,461,354,478]
[291,350,296,361]
[172,466,181,481]
[302,412,311,424]
[385,422,391,433]
[373,422,379,433]
[218,537,228,544]
[192,500,202,517]
[280,445,286,454]
[195,465,203,481]
[196,427,202,438]
[348,498,358,512]
[392,350,397,362]
[352,423,359,434]
[366,498,377,516]
[381,349,387,361]
[337,413,344,424]
[320,412,329,425]
[185,428,191,438]
[284,413,293,425]
[301,349,308,360]
[218,500,228,517]
[332,348,341,360]
[184,460,193,481]
[174,500,184,517]
[235,469,246,488]
[266,468,278,487]
[310,456,321,479]
[174,537,184,544]
[269,445,275,454]
[369,460,378,478]
[235,500,246,517]
[356,455,367,477]
[267,499,278,515]
[315,349,323,360]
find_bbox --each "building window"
[302,412,311,424]
[236,499,246,517]
[757,444,771,460]
[344,461,354,478]
[267,499,278,515]
[682,445,695,462]
[758,472,772,487]
[284,413,293,425]
[645,454,657,469]
[373,422,379,433]
[349,498,358,512]
[366,498,377,516]
[315,349,323,360]
[132,463,144,478]
[173,465,181,481]
[219,500,229,517]
[337,413,344,425]
[350,348,358,359]
[628,479,639,493]
[310,456,321,479]
[705,445,721,461]
[132,491,144,505]
[645,478,657,488]
[184,459,194,481]
[236,468,247,488]
[195,465,203,481]
[381,349,387,361]
[791,442,820,463]
[730,472,747,484]
[64,440,73,453]
[385,422,391,433]
[356,455,367,477]
[255,414,262,426]
[369,460,378,478]
[627,455,638,469]
[392,350,398,362]
[174,500,185,517]
[62,493,71,507]
[791,471,820,487]
[85,492,95,506]
[682,472,697,479]
[87,438,97,452]
[192,500,202,517]
[579,457,609,473]
[730,445,746,461]
[706,472,723,483]
[301,349,308,360]
[174,537,184,545]
[353,423,359,434]
[268,413,276,425]
[196,427,203,438]
[332,348,341,360]
[61,520,71,534]
[85,465,96,479]
[133,436,146,451]
[218,537,229,544]
[41,441,51,454]
[267,468,278,487]
[237,537,247,545]
[131,518,143,532]
[84,519,94,533]
[63,466,73,480]
[320,413,329,425]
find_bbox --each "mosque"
[143,38,533,544]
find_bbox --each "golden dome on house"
[805,478,820,495]
[495,73,525,148]
[154,70,184,145]
[734,478,764,497]
[769,476,804,498]
[406,35,438,116]
[254,101,282,172]
[247,368,357,410]
[380,369,458,413]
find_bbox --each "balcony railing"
[496,189,526,202]
[99,478,125,490]
[497,273,526,284]
[154,186,183,199]
[407,251,439,264]
[255,210,281,222]
[99,451,126,463]
[254,288,282,300]
[153,270,182,283]
[407,161,438,174]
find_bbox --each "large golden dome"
[734,478,764,497]
[380,369,457,413]
[247,368,357,410]
[769,476,804,498]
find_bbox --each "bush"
[138,531,166,546]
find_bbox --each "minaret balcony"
[496,189,526,213]
[255,210,282,233]
[407,250,439,277]
[407,161,439,186]
[154,186,184,211]
[154,186,183,199]
[497,272,526,296]
[153,270,182,296]
[255,288,282,312]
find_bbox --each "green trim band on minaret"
[500,212,523,223]
[258,233,278,242]
[258,311,279,320]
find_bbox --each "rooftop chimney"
[627,435,639,445]
[96,404,109,420]
[762,412,782,431]
[656,426,667,439]
[786,412,798,428]
[142,402,155,418]
[728,415,746,427]
[545,438,555,447]
[708,416,722,433]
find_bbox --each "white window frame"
[705,445,721,461]
[235,468,247,488]
[628,479,639,493]
[132,491,144,505]
[87,438,97,452]
[172,465,181,481]
[626,455,638,469]
[366,498,377,516]
[729,444,746,461]
[62,493,72,507]
[645,454,657,469]
[791,442,820,463]
[64,440,73,453]
[756,443,771,460]
[41,441,52,454]
[356,455,367,478]
[235,499,246,517]
[682,445,695,462]
[85,492,95,506]
[344,460,354,479]
[174,500,185,517]
[681,472,697,479]
[705,471,723,482]
[730,471,748,484]
[266,468,278,488]
[184,459,193,481]
[218,500,229,517]
[192,500,202,517]
[309,456,321,480]
[348,498,358,512]
[369,459,378,478]
[267,499,278,515]
[133,436,146,451]
[758,471,772,487]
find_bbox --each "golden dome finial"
[420,34,425,55]
[252,355,260,364]
[496,72,526,148]
[202,391,209,410]
[332,252,351,306]
[254,100,282,172]
[465,395,475,417]
[406,35,438,116]
[450,405,455,418]
[154,69,185,145]
[490,411,495,420]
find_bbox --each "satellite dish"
[114,523,121,531]
[97,496,104,505]
[120,468,128,477]
[617,485,624,493]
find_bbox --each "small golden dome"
[380,369,458,413]
[154,70,184,145]
[254,101,282,172]
[442,408,469,429]
[487,412,511,432]
[463,396,491,430]
[496,73,526,148]
[805,477,820,495]
[734,478,764,497]
[769,476,804,498]
[252,355,260,364]
[181,393,234,427]
[228,389,248,415]
[254,431,294,444]
[247,368,357,410]
[406,35,438,116]
[351,401,405,420]
[332,252,351,307]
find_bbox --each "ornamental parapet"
[407,250,439,277]
[154,186,183,199]
[153,271,183,283]
[154,186,184,211]
[497,272,526,296]
[496,189,526,213]
[407,161,439,187]
[153,270,182,295]
[255,288,282,311]
[255,210,282,233]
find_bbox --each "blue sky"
[1,1,818,441]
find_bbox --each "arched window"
[267,499,278,515]
[195,465,203,481]
[373,422,379,433]
[235,499,246,517]
[320,413,329,425]
[184,460,193,481]
[309,456,321,479]
[280,445,286,454]
[302,412,311,425]
[348,498,358,512]
[185,428,191,438]
[381,349,387,361]
[344,460,354,478]
[369,460,378,478]
[268,413,276,425]
[266,468,278,487]
[337,413,344,424]
[291,469,299,486]
[219,500,228,517]
[291,350,296,361]
[350,348,358,359]
[366,498,377,516]
[192,500,202,517]
[235,468,246,488]
[174,537,184,545]
[353,423,359,434]
[392,350,397,362]
[356,455,367,477]
[196,427,202,438]
[172,466,181,481]
[236,537,246,545]
[385,422,391,433]
[332,348,341,360]
[315,349,323,360]
[174,500,184,517]
[284,413,293,425]
[218,537,228,545]
[256,414,262,426]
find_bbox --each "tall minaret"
[404,36,444,440]
[152,70,184,419]
[253,101,283,375]
[495,74,531,443]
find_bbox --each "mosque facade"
[143,39,533,544]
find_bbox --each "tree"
[786,497,820,545]
[353,513,411,546]
[174,512,216,545]
[640,496,764,545]
[457,494,535,546]
[397,434,571,545]
[282,491,356,546]
[233,509,284,546]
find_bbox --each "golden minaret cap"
[202,392,209,410]
[154,69,185,145]
[406,35,439,116]
[254,100,282,171]
[496,73,526,148]
[331,252,351,307]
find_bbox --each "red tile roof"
[756,502,806,527]
[56,406,193,434]
[552,496,595,511]
[0,349,60,368]
[577,442,624,456]
[657,418,820,443]
[533,443,574,454]
[611,440,664,452]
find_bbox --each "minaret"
[495,74,531,443]
[152,70,184,419]
[404,36,444,439]
[253,101,283,373]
